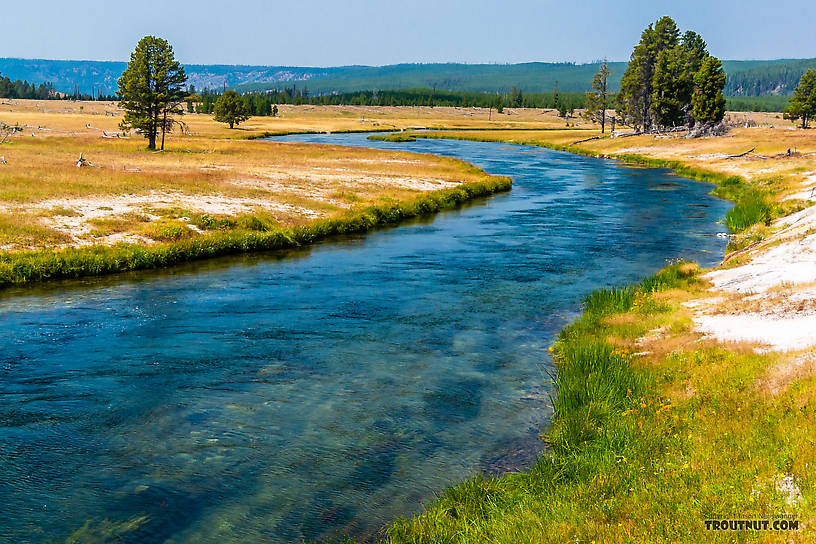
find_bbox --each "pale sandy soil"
[690,206,816,352]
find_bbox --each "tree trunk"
[148,111,158,150]
[230,120,234,129]
[601,107,606,133]
[161,110,167,151]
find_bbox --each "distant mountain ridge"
[1,57,814,97]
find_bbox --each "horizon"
[5,1,816,66]
[2,56,814,69]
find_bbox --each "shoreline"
[0,174,511,287]
[384,130,815,542]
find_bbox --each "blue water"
[0,134,730,543]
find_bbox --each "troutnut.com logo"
[705,514,799,531]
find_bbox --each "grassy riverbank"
[0,175,510,286]
[0,100,524,285]
[387,261,812,542]
[382,123,816,542]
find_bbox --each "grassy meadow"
[0,99,532,284]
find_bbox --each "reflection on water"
[0,135,731,543]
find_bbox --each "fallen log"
[571,135,602,145]
[727,147,756,159]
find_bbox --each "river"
[0,135,730,542]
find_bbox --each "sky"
[4,0,815,66]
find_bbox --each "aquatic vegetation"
[367,133,417,142]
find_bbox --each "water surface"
[0,135,730,542]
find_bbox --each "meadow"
[0,100,536,283]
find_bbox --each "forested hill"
[1,57,814,97]
[722,59,816,95]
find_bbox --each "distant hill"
[722,59,816,95]
[1,57,814,98]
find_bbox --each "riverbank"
[0,101,517,286]
[385,125,815,541]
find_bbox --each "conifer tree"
[618,16,725,131]
[784,69,816,129]
[213,90,251,128]
[118,36,187,150]
[584,62,611,132]
[692,56,727,125]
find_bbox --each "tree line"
[191,86,587,113]
[0,74,116,101]
[113,30,816,150]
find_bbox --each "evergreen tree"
[618,16,724,131]
[117,36,187,150]
[692,56,727,125]
[618,16,680,131]
[584,62,611,132]
[784,69,816,129]
[651,46,688,127]
[552,80,561,115]
[213,90,251,128]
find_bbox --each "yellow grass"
[0,100,533,251]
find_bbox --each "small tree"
[213,91,250,129]
[272,104,279,117]
[118,36,187,150]
[584,61,611,132]
[784,69,816,129]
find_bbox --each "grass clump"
[87,213,150,237]
[141,219,196,242]
[725,190,772,232]
[368,133,417,143]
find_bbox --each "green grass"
[725,190,773,232]
[0,176,511,286]
[367,133,417,143]
[386,261,812,543]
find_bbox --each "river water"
[0,134,730,542]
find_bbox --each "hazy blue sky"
[5,0,815,65]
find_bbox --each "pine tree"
[584,62,611,132]
[784,69,816,129]
[552,81,561,115]
[117,36,187,150]
[617,16,680,131]
[692,56,727,125]
[651,46,688,127]
[213,90,251,129]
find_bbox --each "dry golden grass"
[0,99,530,251]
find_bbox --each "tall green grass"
[386,262,700,543]
[724,190,772,232]
[0,176,511,287]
